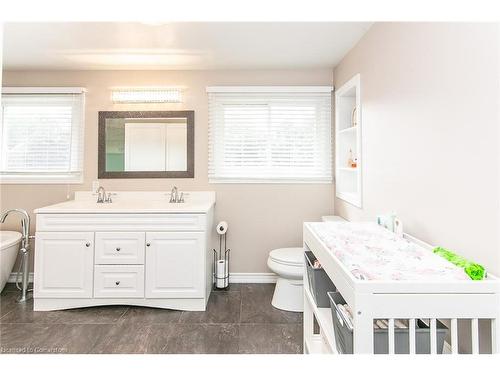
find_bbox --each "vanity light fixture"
[111,88,182,103]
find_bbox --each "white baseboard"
[229,272,277,283]
[7,272,34,283]
[7,272,275,285]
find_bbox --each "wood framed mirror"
[98,111,194,179]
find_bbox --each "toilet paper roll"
[216,221,228,235]
[216,260,228,288]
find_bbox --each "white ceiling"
[2,22,372,70]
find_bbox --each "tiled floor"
[0,283,303,354]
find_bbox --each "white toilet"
[267,247,304,312]
[267,217,346,312]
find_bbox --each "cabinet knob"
[116,247,121,252]
[146,243,151,247]
[85,242,91,247]
[115,281,120,286]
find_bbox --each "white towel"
[337,304,354,329]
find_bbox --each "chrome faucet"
[97,186,106,203]
[0,208,32,302]
[0,209,30,240]
[96,186,112,203]
[169,186,184,203]
[169,186,179,203]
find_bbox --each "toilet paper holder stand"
[213,232,230,290]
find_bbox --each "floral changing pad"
[309,222,469,281]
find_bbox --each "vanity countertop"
[34,191,215,214]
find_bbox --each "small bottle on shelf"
[347,150,358,168]
[351,106,357,127]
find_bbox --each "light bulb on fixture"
[111,88,182,103]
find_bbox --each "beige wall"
[0,69,335,273]
[334,23,500,276]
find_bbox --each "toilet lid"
[269,247,304,266]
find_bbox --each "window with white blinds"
[0,88,85,183]
[207,87,332,183]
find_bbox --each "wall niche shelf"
[335,74,362,208]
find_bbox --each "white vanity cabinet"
[33,191,215,312]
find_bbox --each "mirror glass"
[98,111,194,178]
[105,118,187,172]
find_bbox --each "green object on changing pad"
[433,247,486,280]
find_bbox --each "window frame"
[0,87,86,184]
[207,86,333,184]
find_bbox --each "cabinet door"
[145,232,204,298]
[34,232,94,298]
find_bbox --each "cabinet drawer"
[94,265,144,298]
[95,232,145,264]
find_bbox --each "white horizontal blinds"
[208,89,332,182]
[1,92,84,182]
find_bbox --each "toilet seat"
[268,247,303,267]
